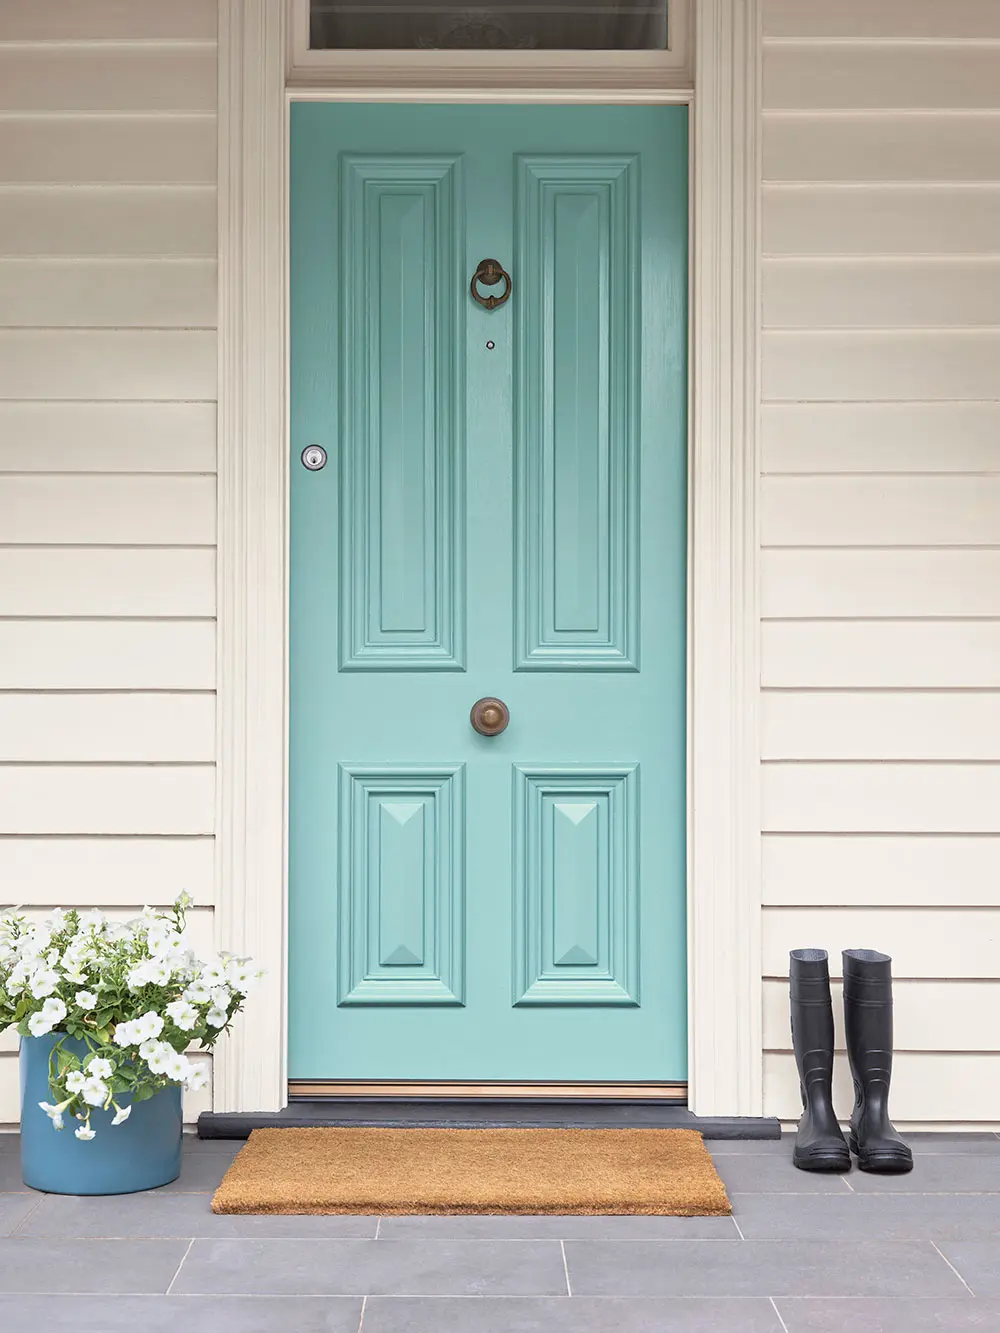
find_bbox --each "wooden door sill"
[288,1080,687,1102]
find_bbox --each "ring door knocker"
[471,258,512,311]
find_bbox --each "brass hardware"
[471,257,512,310]
[470,696,509,736]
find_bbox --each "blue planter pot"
[19,1034,182,1195]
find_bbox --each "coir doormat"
[211,1126,731,1216]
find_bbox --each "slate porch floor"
[2,1132,1000,1331]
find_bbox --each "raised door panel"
[338,765,465,1005]
[513,765,638,1005]
[514,156,639,671]
[339,156,465,671]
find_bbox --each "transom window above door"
[308,2,671,50]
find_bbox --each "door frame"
[214,0,762,1118]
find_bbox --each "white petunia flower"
[183,980,210,1004]
[162,1052,192,1083]
[77,909,105,932]
[165,999,199,1031]
[27,996,67,1037]
[75,1123,96,1141]
[226,962,259,994]
[200,960,229,987]
[29,967,60,999]
[38,1098,70,1131]
[113,1021,138,1047]
[209,986,231,1010]
[145,959,174,986]
[145,922,172,954]
[80,1076,109,1108]
[134,1010,164,1042]
[142,1041,174,1075]
[206,1007,228,1029]
[111,1104,132,1126]
[65,1070,86,1093]
[127,963,152,990]
[185,1065,209,1093]
[86,1057,113,1080]
[74,990,98,1010]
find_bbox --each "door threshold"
[288,1080,688,1102]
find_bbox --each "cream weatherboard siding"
[761,0,1000,1124]
[0,0,218,1123]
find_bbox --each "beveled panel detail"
[514,155,640,671]
[513,764,639,1005]
[338,764,465,1004]
[340,155,465,671]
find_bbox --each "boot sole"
[849,1134,914,1174]
[792,1150,851,1173]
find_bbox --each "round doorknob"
[470,697,509,737]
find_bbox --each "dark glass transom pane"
[309,3,670,51]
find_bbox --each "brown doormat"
[211,1126,731,1216]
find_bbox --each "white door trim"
[215,0,761,1116]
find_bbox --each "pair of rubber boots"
[790,948,912,1174]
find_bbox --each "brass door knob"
[470,697,509,736]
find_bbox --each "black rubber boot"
[789,949,851,1172]
[842,949,913,1174]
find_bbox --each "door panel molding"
[512,764,640,1007]
[339,153,466,672]
[514,154,640,672]
[216,0,761,1116]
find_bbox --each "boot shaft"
[789,949,836,1086]
[842,948,894,1085]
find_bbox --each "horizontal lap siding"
[760,7,1000,1123]
[0,9,219,1122]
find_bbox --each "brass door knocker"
[471,258,512,311]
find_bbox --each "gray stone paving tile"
[378,1213,740,1240]
[18,1192,378,1238]
[0,1295,363,1333]
[155,1149,241,1192]
[172,1237,568,1297]
[0,1237,191,1293]
[706,1139,788,1155]
[0,1133,18,1151]
[713,1155,852,1194]
[0,1153,28,1190]
[775,1298,1000,1331]
[363,1296,784,1332]
[0,1192,39,1235]
[850,1156,1000,1193]
[903,1134,1000,1155]
[564,1240,969,1299]
[732,1191,1000,1241]
[937,1243,1000,1297]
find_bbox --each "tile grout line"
[560,1239,572,1296]
[357,1294,368,1333]
[374,1217,381,1239]
[930,1240,977,1295]
[731,1215,747,1240]
[164,1238,194,1296]
[8,1192,45,1236]
[770,1296,791,1333]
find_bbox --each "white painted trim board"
[214,0,762,1116]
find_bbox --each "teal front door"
[289,104,688,1084]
